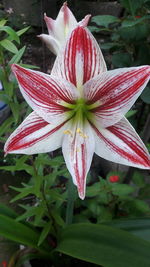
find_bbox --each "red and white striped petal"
[4,111,67,155]
[62,120,95,199]
[37,34,60,55]
[51,26,106,90]
[12,64,79,124]
[84,66,150,127]
[92,117,150,169]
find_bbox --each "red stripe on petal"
[91,122,150,168]
[91,67,150,106]
[108,123,150,167]
[5,117,67,153]
[52,26,106,87]
[74,143,86,199]
[13,65,75,105]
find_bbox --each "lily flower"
[4,26,150,199]
[38,2,91,55]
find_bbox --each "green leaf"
[57,223,150,267]
[122,15,150,27]
[9,101,20,123]
[0,19,7,26]
[0,39,18,54]
[0,214,50,255]
[100,42,121,50]
[0,26,20,43]
[120,0,144,15]
[20,63,39,69]
[140,86,150,104]
[86,182,101,197]
[92,15,120,28]
[0,203,17,219]
[38,222,52,246]
[9,46,26,64]
[125,110,137,118]
[10,185,34,203]
[112,53,132,67]
[0,116,14,137]
[16,26,30,36]
[139,184,150,199]
[132,171,145,187]
[109,218,150,242]
[112,184,135,196]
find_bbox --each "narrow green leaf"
[20,63,39,69]
[0,39,18,54]
[0,19,7,26]
[0,26,20,43]
[9,101,20,123]
[126,110,137,118]
[57,223,150,267]
[9,46,26,64]
[0,116,14,137]
[38,222,52,246]
[16,26,30,36]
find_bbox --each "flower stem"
[66,178,76,225]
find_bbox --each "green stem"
[66,179,76,225]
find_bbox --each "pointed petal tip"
[79,14,91,27]
[79,192,85,200]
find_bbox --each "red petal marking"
[90,67,150,109]
[65,27,98,86]
[12,64,75,113]
[74,143,86,199]
[52,26,106,87]
[91,121,150,168]
[5,116,66,153]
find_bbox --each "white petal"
[37,34,60,55]
[84,66,150,127]
[12,64,79,124]
[4,111,67,155]
[92,117,150,169]
[51,26,107,90]
[62,120,95,199]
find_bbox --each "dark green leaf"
[57,223,150,267]
[92,15,119,28]
[112,184,135,196]
[112,53,132,67]
[0,214,50,255]
[140,86,150,104]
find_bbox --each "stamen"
[76,128,88,139]
[63,129,73,137]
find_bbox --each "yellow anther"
[76,128,88,139]
[76,147,80,152]
[63,129,73,137]
[76,128,82,134]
